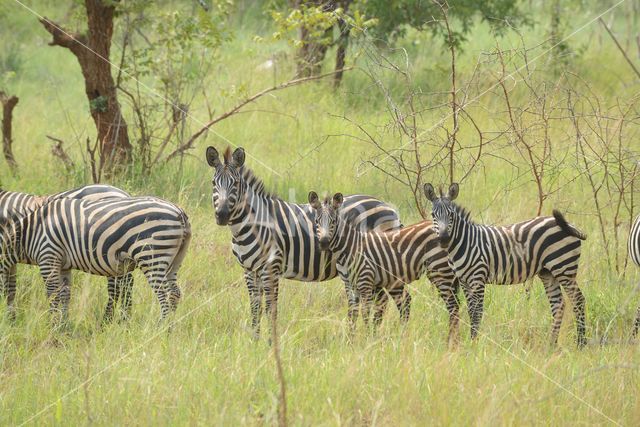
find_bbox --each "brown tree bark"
[333,0,352,88]
[39,0,131,174]
[0,91,19,174]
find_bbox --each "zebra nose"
[215,207,230,225]
[318,237,330,250]
[439,231,451,248]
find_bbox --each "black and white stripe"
[0,184,133,321]
[425,183,587,347]
[629,214,640,337]
[309,192,460,340]
[205,146,402,338]
[0,196,191,323]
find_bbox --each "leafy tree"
[362,0,528,47]
[269,0,527,84]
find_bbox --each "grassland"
[1,1,640,425]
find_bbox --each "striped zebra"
[205,146,402,339]
[629,214,640,337]
[0,196,191,323]
[424,183,587,347]
[309,192,460,340]
[0,184,133,321]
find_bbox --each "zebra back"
[0,184,130,223]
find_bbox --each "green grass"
[2,1,640,425]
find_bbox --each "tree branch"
[164,67,354,163]
[39,17,87,56]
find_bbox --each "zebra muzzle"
[318,237,331,251]
[438,232,451,248]
[215,208,230,225]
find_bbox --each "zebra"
[0,184,134,322]
[309,191,461,340]
[629,214,640,337]
[0,196,191,324]
[205,146,403,339]
[424,182,588,347]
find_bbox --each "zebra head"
[206,146,246,226]
[309,191,344,251]
[424,182,459,248]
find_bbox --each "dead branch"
[46,135,75,173]
[0,92,19,175]
[599,18,640,80]
[165,67,354,163]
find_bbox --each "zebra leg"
[261,265,282,343]
[119,273,134,321]
[41,262,69,327]
[559,278,587,348]
[389,285,411,325]
[464,282,486,341]
[358,282,374,330]
[3,265,17,321]
[103,276,117,324]
[540,273,565,346]
[338,269,359,330]
[372,288,389,329]
[245,270,263,340]
[435,279,461,346]
[140,266,172,321]
[166,272,181,313]
[634,305,640,338]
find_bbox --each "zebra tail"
[552,209,587,240]
[168,210,192,275]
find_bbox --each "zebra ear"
[424,183,436,202]
[448,183,459,200]
[308,191,320,209]
[231,148,245,168]
[332,193,344,209]
[206,146,221,168]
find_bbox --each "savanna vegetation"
[1,0,639,425]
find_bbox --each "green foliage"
[122,4,233,95]
[0,2,24,90]
[89,95,108,113]
[267,3,376,47]
[359,0,529,47]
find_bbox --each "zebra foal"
[205,146,402,339]
[309,191,460,340]
[0,184,134,321]
[425,183,587,347]
[0,196,191,323]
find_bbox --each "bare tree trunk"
[0,92,19,175]
[333,0,352,88]
[39,0,131,175]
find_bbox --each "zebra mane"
[239,166,277,199]
[452,202,473,223]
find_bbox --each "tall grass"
[1,1,640,425]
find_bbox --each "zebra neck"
[448,216,476,256]
[228,188,274,237]
[332,219,362,259]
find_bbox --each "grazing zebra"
[309,191,460,339]
[0,184,134,321]
[629,214,640,337]
[205,146,402,339]
[0,196,191,323]
[424,183,587,347]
